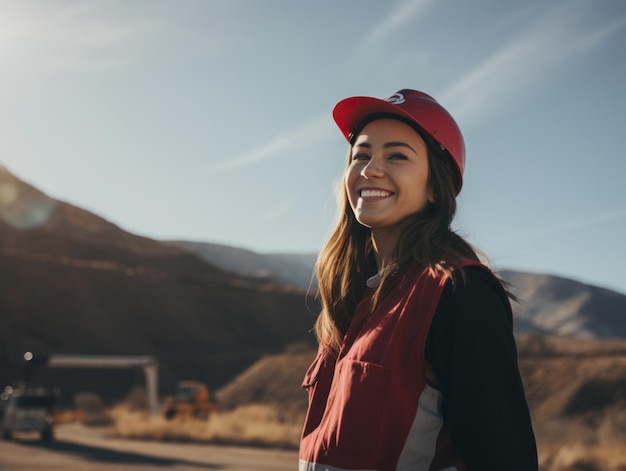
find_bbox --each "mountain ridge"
[1,164,625,408]
[171,239,626,340]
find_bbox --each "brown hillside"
[516,335,626,431]
[0,220,318,405]
[1,166,320,405]
[215,343,316,421]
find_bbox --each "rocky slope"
[501,270,626,338]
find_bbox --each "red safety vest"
[299,261,511,470]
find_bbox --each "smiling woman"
[299,90,538,471]
[345,119,433,247]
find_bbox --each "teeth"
[361,189,391,198]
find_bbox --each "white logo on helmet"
[385,93,405,104]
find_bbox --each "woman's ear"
[427,187,436,205]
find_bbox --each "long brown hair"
[314,116,481,352]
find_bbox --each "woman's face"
[344,118,433,237]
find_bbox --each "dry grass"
[539,442,626,471]
[533,404,626,470]
[110,403,304,449]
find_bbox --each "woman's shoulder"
[441,264,513,326]
[449,263,507,295]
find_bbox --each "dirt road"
[0,424,298,470]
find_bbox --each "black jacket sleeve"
[425,266,538,471]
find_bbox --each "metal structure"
[24,352,159,415]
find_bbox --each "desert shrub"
[564,378,626,416]
[74,392,113,426]
[113,403,302,449]
[568,460,602,471]
[539,442,626,471]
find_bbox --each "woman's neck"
[370,228,400,272]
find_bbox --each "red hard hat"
[333,89,465,194]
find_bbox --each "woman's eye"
[388,153,408,160]
[352,153,370,161]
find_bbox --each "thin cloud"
[512,208,626,243]
[361,0,434,44]
[205,116,335,172]
[260,200,296,222]
[575,14,626,50]
[439,3,626,126]
[0,3,131,71]
[0,2,208,73]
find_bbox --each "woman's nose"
[360,157,384,178]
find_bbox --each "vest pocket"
[321,359,388,456]
[301,352,328,436]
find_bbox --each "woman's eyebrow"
[383,141,416,153]
[353,141,417,154]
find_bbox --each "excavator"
[162,381,215,420]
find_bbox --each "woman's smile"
[359,188,394,199]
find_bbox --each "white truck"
[1,386,57,441]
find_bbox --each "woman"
[299,89,538,470]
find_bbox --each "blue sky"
[1,0,625,294]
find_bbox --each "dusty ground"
[0,423,298,471]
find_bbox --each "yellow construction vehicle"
[162,381,215,420]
